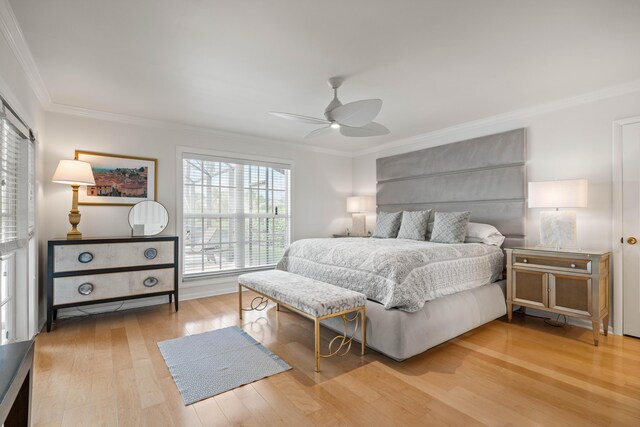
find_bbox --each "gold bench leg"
[238,284,243,320]
[361,307,366,356]
[315,318,321,372]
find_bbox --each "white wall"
[42,112,352,305]
[353,90,640,252]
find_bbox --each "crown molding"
[0,0,52,107]
[354,78,640,157]
[48,102,354,158]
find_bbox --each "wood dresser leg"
[315,318,320,372]
[592,321,600,346]
[603,314,609,336]
[506,301,513,322]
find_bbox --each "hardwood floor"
[33,292,640,426]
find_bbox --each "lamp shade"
[528,179,588,208]
[52,160,96,186]
[346,196,375,213]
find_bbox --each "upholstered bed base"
[321,280,507,361]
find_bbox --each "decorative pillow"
[430,211,471,243]
[372,211,403,238]
[397,210,431,240]
[465,222,506,247]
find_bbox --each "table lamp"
[528,179,588,249]
[52,160,96,240]
[346,196,375,236]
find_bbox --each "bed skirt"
[321,280,507,361]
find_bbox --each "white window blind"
[0,111,29,255]
[182,154,291,276]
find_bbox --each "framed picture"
[75,150,158,206]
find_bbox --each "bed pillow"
[430,211,471,243]
[465,222,506,247]
[397,210,431,240]
[372,211,403,238]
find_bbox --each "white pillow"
[465,222,505,247]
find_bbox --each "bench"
[238,270,367,372]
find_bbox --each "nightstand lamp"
[52,159,96,240]
[346,196,375,236]
[528,179,588,250]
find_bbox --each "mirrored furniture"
[128,200,169,236]
[506,247,611,345]
[47,236,178,332]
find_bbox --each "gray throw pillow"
[372,211,403,238]
[430,211,471,243]
[397,210,431,240]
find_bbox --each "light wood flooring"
[33,292,640,426]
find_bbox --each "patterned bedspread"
[276,238,504,312]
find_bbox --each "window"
[1,104,33,343]
[181,153,291,276]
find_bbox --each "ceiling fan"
[269,77,390,138]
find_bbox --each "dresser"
[47,236,179,332]
[505,247,611,345]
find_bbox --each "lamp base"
[351,213,367,236]
[539,210,577,249]
[67,185,83,240]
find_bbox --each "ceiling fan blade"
[339,122,390,137]
[304,126,334,139]
[331,99,382,127]
[269,111,330,125]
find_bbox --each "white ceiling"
[9,0,640,153]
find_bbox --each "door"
[548,273,591,317]
[512,269,548,308]
[623,121,640,337]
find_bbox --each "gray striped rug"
[158,326,291,405]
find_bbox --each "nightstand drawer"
[53,268,174,305]
[513,254,591,274]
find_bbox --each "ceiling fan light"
[330,122,340,129]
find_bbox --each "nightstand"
[505,247,611,346]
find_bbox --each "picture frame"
[74,150,158,206]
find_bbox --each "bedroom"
[0,0,639,425]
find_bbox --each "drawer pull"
[144,248,158,260]
[78,252,94,263]
[522,259,528,263]
[571,263,576,268]
[78,283,94,295]
[143,277,159,287]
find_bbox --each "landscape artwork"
[75,151,157,206]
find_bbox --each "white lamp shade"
[52,160,96,186]
[346,196,375,213]
[528,179,588,208]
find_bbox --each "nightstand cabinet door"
[512,269,548,307]
[548,273,591,316]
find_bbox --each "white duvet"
[276,237,504,312]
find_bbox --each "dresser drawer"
[513,254,591,274]
[54,241,175,272]
[53,268,174,305]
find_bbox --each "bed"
[281,128,527,360]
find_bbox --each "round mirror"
[128,201,169,236]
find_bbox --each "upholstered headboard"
[376,128,526,248]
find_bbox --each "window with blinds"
[182,154,291,276]
[0,112,29,254]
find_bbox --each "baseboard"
[515,306,615,335]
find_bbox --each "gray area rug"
[158,326,291,405]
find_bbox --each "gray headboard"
[376,128,526,248]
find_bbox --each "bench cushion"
[238,270,366,317]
